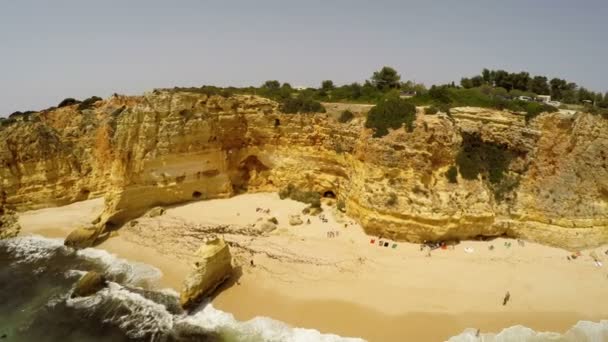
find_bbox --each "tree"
[321,80,335,91]
[370,66,401,90]
[578,87,594,103]
[549,78,566,100]
[482,68,493,84]
[460,78,474,89]
[529,76,550,95]
[493,70,511,91]
[471,76,484,87]
[262,80,281,89]
[350,82,363,99]
[511,72,531,91]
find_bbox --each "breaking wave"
[0,235,364,342]
[448,321,608,341]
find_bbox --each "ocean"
[1,236,607,342]
[0,236,364,342]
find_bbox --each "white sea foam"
[0,235,65,263]
[448,320,608,342]
[77,247,162,287]
[68,282,174,339]
[179,303,367,342]
[19,236,606,342]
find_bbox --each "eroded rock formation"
[180,236,233,309]
[1,90,607,248]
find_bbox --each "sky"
[1,0,607,115]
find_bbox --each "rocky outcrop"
[0,206,20,239]
[180,236,232,309]
[289,214,303,226]
[64,227,101,249]
[71,271,107,298]
[1,90,607,249]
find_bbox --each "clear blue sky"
[1,0,607,115]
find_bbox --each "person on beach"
[503,291,510,306]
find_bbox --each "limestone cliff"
[1,90,607,249]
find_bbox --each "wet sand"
[17,194,608,341]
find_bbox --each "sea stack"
[179,236,233,309]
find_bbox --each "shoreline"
[16,194,608,341]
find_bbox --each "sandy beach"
[18,193,608,341]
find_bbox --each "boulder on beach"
[64,226,100,249]
[289,214,303,226]
[147,206,165,218]
[258,221,277,233]
[180,236,233,309]
[71,271,107,298]
[302,205,323,216]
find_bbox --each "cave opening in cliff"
[323,190,336,198]
[192,191,202,199]
[274,118,280,127]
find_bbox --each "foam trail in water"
[448,320,608,342]
[68,282,175,339]
[0,235,65,263]
[180,303,367,342]
[77,247,162,287]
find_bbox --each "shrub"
[173,86,233,98]
[365,97,416,137]
[280,94,325,114]
[523,102,558,122]
[58,98,81,108]
[77,96,103,111]
[587,106,608,119]
[336,200,346,212]
[428,85,451,104]
[445,165,458,183]
[425,106,438,115]
[456,133,512,184]
[279,184,321,208]
[338,110,355,123]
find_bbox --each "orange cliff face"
[1,90,607,248]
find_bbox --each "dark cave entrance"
[274,118,281,127]
[323,190,336,198]
[192,191,202,199]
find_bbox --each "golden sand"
[18,194,608,341]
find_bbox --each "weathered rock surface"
[254,219,277,233]
[0,206,20,239]
[71,271,107,298]
[289,214,303,226]
[64,227,100,249]
[1,91,607,249]
[147,206,165,218]
[180,236,232,309]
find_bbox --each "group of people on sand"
[255,207,270,214]
[327,231,340,238]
